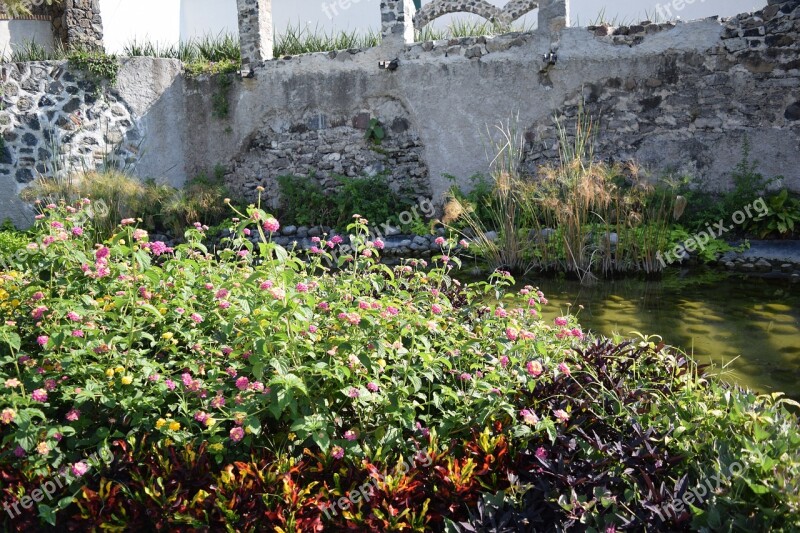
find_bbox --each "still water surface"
[526,271,800,398]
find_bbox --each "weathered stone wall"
[523,1,800,190]
[0,61,140,184]
[224,101,430,206]
[0,1,798,226]
[58,0,103,49]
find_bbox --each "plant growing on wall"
[67,48,120,87]
[212,74,234,119]
[364,119,385,145]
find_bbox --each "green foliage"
[667,226,749,263]
[676,138,782,233]
[211,73,234,119]
[67,48,120,87]
[0,206,797,530]
[273,23,381,56]
[445,173,494,229]
[415,18,533,41]
[276,174,334,227]
[277,173,411,229]
[364,119,385,145]
[124,34,242,77]
[746,189,800,238]
[20,169,233,240]
[0,230,27,259]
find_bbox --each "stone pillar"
[60,0,104,50]
[538,0,569,38]
[236,0,273,71]
[381,0,416,51]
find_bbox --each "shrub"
[0,201,797,530]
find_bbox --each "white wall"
[0,20,54,59]
[100,0,181,53]
[179,0,238,41]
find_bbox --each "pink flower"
[66,311,81,321]
[32,306,48,319]
[317,301,330,311]
[32,292,45,301]
[558,362,571,376]
[194,411,209,424]
[235,377,249,390]
[374,239,385,250]
[505,328,518,342]
[95,246,110,260]
[66,409,81,422]
[494,308,508,319]
[37,335,49,346]
[555,317,568,327]
[1,408,15,424]
[431,304,443,315]
[344,430,357,441]
[13,446,25,458]
[459,239,469,248]
[553,409,570,423]
[230,426,245,442]
[190,313,203,324]
[210,395,226,409]
[332,446,344,459]
[263,217,280,233]
[45,379,57,391]
[296,282,309,293]
[72,330,84,337]
[150,241,172,256]
[31,388,48,402]
[72,226,84,236]
[348,387,360,398]
[367,382,379,392]
[499,356,509,368]
[535,447,548,460]
[165,379,177,391]
[121,218,136,225]
[215,289,229,299]
[526,361,543,378]
[571,328,584,339]
[435,237,446,246]
[521,409,539,425]
[308,325,318,333]
[133,229,148,241]
[218,300,231,309]
[4,378,20,388]
[237,250,249,258]
[71,461,90,477]
[459,372,472,381]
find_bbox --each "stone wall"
[0,1,798,226]
[0,61,140,184]
[58,0,104,49]
[224,100,430,206]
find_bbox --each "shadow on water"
[516,269,800,398]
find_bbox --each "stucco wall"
[0,1,798,226]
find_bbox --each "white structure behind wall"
[100,0,237,54]
[180,0,238,41]
[0,19,54,59]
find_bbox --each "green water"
[527,271,800,398]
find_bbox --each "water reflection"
[521,270,800,398]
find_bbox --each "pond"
[526,270,800,399]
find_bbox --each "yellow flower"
[169,421,181,432]
[159,308,167,315]
[115,366,124,374]
[240,317,250,324]
[209,443,224,453]
[205,417,216,428]
[155,418,166,429]
[120,375,133,385]
[161,332,174,340]
[105,368,115,378]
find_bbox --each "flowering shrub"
[1,200,798,530]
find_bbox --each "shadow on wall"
[0,58,188,228]
[0,19,55,59]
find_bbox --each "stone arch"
[413,0,540,30]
